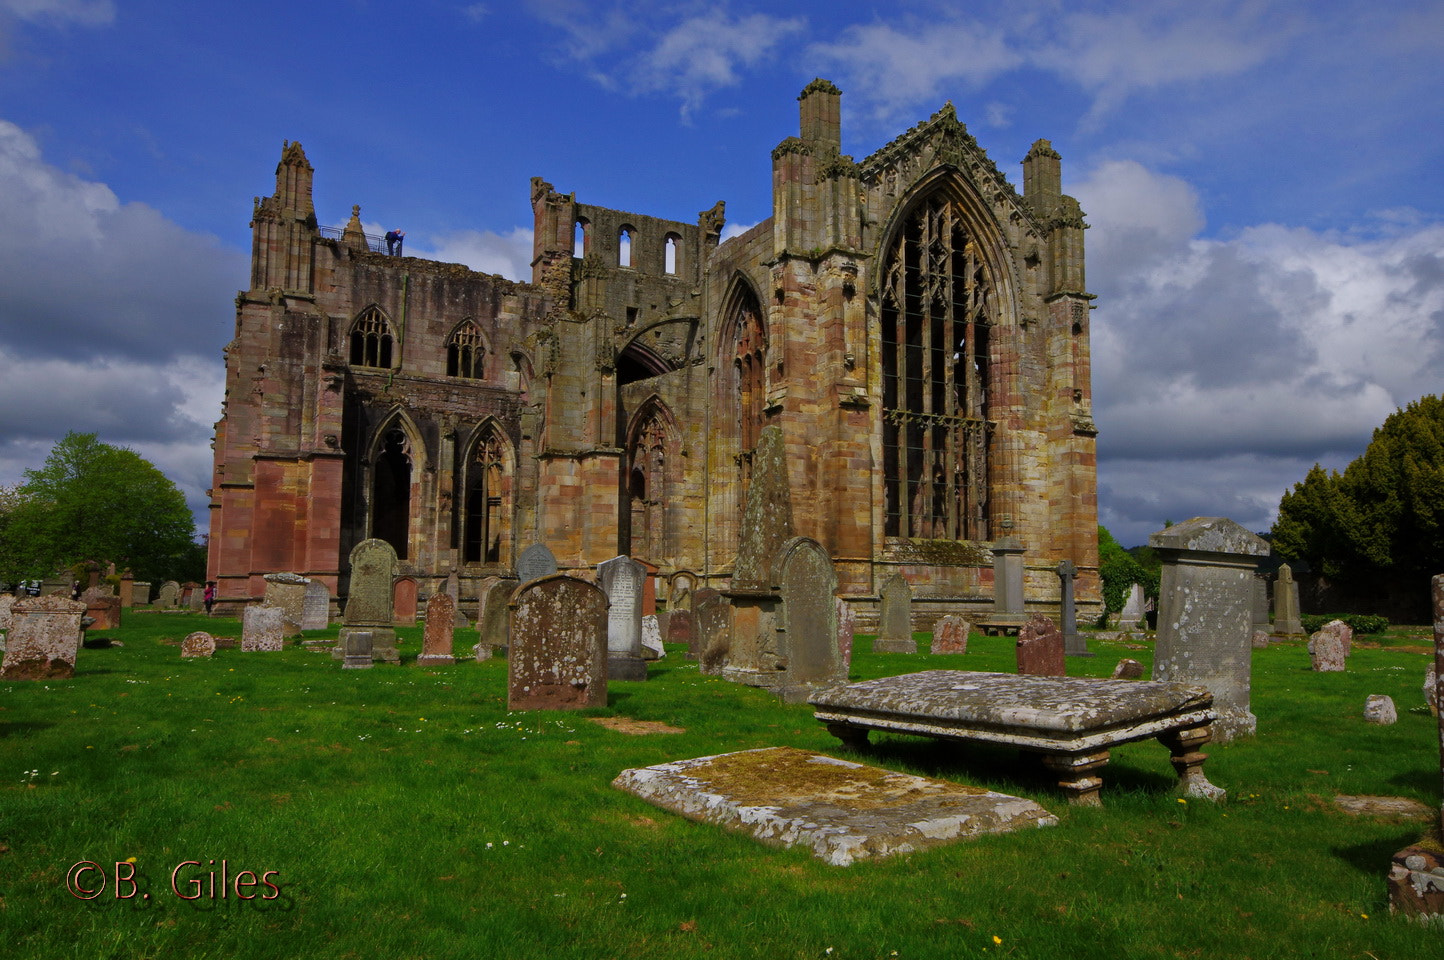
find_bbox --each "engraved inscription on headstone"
[516,544,559,584]
[597,555,647,681]
[507,575,608,711]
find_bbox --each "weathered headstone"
[84,595,122,631]
[418,593,456,665]
[79,584,112,603]
[1250,574,1271,639]
[932,614,970,654]
[181,631,216,658]
[442,571,468,626]
[1251,629,1272,649]
[130,581,151,605]
[1057,559,1088,657]
[634,558,659,616]
[1308,620,1351,672]
[1149,517,1270,741]
[473,576,516,661]
[597,555,647,681]
[263,572,309,638]
[41,576,71,597]
[694,591,729,666]
[1117,583,1145,630]
[1363,695,1397,725]
[730,426,794,592]
[990,536,1026,628]
[118,575,134,608]
[1,595,85,680]
[835,597,856,670]
[155,580,181,610]
[507,575,608,711]
[242,604,285,652]
[0,592,15,630]
[301,580,331,631]
[336,538,399,663]
[343,630,374,670]
[516,544,559,584]
[666,609,694,647]
[640,615,664,660]
[873,573,915,654]
[392,576,418,625]
[187,587,206,611]
[1016,613,1065,677]
[1272,563,1303,636]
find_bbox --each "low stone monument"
[979,536,1026,634]
[1272,563,1304,636]
[473,576,516,661]
[336,539,399,663]
[666,609,694,647]
[932,614,970,654]
[1117,583,1145,631]
[84,595,122,631]
[1149,517,1270,741]
[242,604,285,652]
[507,575,607,710]
[873,573,916,654]
[155,580,181,610]
[417,593,456,666]
[131,581,151,605]
[835,597,856,670]
[343,630,374,670]
[301,580,331,631]
[597,555,647,681]
[1426,665,1439,717]
[1,595,86,680]
[1308,620,1351,672]
[181,632,216,658]
[0,593,15,630]
[1363,695,1397,725]
[640,615,664,660]
[1016,614,1065,676]
[263,573,309,638]
[516,544,559,584]
[1057,560,1089,657]
[392,576,418,625]
[694,591,729,666]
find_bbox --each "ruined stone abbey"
[207,80,1100,623]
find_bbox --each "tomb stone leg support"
[825,721,870,751]
[1159,724,1226,802]
[1040,750,1109,806]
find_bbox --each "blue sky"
[1,0,1442,548]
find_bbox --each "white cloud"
[419,226,535,282]
[0,0,113,25]
[719,219,759,242]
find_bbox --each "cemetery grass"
[0,615,1438,960]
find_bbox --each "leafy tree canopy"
[0,432,200,585]
[1272,394,1444,585]
[1098,525,1149,613]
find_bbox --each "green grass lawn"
[2,612,1440,959]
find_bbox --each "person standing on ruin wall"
[385,229,404,255]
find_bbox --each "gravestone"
[1308,620,1351,672]
[516,544,559,584]
[181,632,216,658]
[442,571,468,626]
[41,576,71,597]
[1149,517,1270,741]
[1,595,86,680]
[130,581,151,605]
[666,609,694,647]
[990,536,1026,629]
[301,580,331,631]
[473,576,517,661]
[336,538,399,663]
[418,593,456,666]
[79,584,112,603]
[0,593,15,630]
[1117,583,1145,630]
[263,572,309,638]
[187,587,205,611]
[873,573,916,654]
[392,576,418,625]
[669,571,699,611]
[932,614,970,654]
[155,581,181,610]
[1112,658,1145,679]
[507,575,607,711]
[1426,664,1438,717]
[84,595,122,631]
[597,555,647,681]
[343,630,374,670]
[1250,575,1270,639]
[730,426,793,592]
[118,575,134,608]
[836,597,856,670]
[1363,695,1397,725]
[1272,563,1303,636]
[1016,613,1065,676]
[640,615,664,660]
[1057,559,1088,657]
[242,604,285,652]
[694,591,729,666]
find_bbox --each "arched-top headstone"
[874,573,915,653]
[507,575,608,710]
[474,576,518,660]
[772,536,841,688]
[393,576,419,625]
[156,580,181,609]
[419,593,457,665]
[517,544,559,583]
[345,539,398,625]
[597,555,647,681]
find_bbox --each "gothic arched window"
[627,406,670,560]
[349,307,395,368]
[880,196,993,541]
[372,427,412,558]
[463,425,511,565]
[730,289,767,491]
[447,320,486,379]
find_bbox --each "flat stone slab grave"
[810,670,1225,807]
[612,746,1057,867]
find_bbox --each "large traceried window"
[349,307,395,368]
[463,425,511,565]
[730,288,766,491]
[880,196,993,541]
[372,427,412,558]
[627,406,670,561]
[447,320,486,379]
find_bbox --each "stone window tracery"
[372,427,412,558]
[463,425,511,565]
[447,320,486,379]
[880,196,993,541]
[730,290,767,492]
[349,307,395,368]
[627,408,669,560]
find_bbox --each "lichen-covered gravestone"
[336,538,399,663]
[835,597,856,669]
[1,595,85,680]
[473,576,517,661]
[516,544,559,584]
[640,615,664,660]
[932,614,970,654]
[155,581,181,610]
[1363,695,1397,725]
[0,592,15,630]
[694,591,728,667]
[1308,620,1352,672]
[417,593,456,666]
[507,575,608,711]
[1149,517,1269,741]
[1118,583,1145,631]
[301,580,331,631]
[873,573,915,654]
[597,555,647,681]
[263,573,309,638]
[242,605,285,652]
[666,609,694,647]
[181,632,216,658]
[1016,614,1065,676]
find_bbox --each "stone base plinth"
[333,626,398,663]
[871,637,917,654]
[608,654,648,681]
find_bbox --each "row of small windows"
[574,219,681,274]
[347,308,487,379]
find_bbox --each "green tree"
[1097,525,1148,614]
[0,433,199,585]
[1272,395,1444,606]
